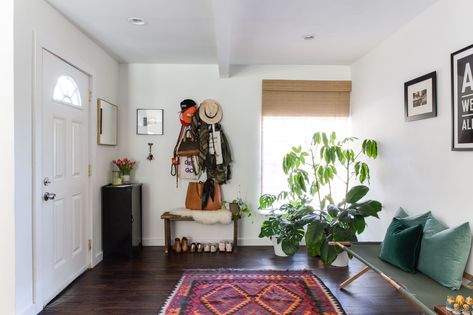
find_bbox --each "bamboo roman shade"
[262,80,352,117]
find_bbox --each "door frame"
[32,31,97,312]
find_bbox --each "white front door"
[41,49,89,304]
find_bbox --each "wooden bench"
[160,211,239,254]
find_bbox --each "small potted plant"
[112,157,136,184]
[258,198,312,257]
[228,197,252,220]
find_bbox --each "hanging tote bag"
[185,179,222,210]
[179,156,200,180]
[177,130,200,156]
[185,182,203,210]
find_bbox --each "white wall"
[14,1,120,314]
[119,64,350,246]
[0,0,16,314]
[351,0,473,272]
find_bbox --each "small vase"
[121,174,131,184]
[112,171,122,186]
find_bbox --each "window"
[53,75,82,107]
[261,80,351,201]
[262,116,350,197]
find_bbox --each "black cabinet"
[102,184,142,258]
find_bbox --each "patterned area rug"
[160,269,346,315]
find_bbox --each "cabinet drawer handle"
[131,215,134,223]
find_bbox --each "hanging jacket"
[203,123,232,184]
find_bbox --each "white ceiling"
[46,0,438,76]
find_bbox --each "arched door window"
[53,75,82,107]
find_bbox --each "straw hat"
[199,99,223,124]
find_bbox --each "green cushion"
[398,211,432,229]
[417,219,472,290]
[422,216,448,236]
[394,207,409,218]
[379,218,424,273]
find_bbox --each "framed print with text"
[452,44,473,151]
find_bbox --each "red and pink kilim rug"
[160,269,346,315]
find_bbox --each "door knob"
[43,192,56,201]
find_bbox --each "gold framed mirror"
[97,98,118,146]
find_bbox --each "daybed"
[336,242,473,315]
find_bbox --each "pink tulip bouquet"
[112,157,136,175]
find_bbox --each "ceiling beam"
[212,0,232,78]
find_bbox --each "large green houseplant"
[259,131,382,264]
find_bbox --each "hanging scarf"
[198,121,210,170]
[201,178,216,209]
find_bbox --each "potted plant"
[228,197,253,220]
[258,198,314,257]
[258,131,382,265]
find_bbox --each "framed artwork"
[404,71,437,122]
[452,44,473,151]
[137,109,164,135]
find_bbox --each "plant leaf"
[327,205,339,218]
[333,226,357,242]
[313,132,322,145]
[354,200,382,218]
[345,185,369,204]
[361,163,370,184]
[322,133,329,146]
[281,239,299,256]
[362,139,378,159]
[259,219,276,238]
[259,194,276,209]
[320,239,338,265]
[353,216,366,234]
[310,181,320,195]
[305,221,325,257]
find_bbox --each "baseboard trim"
[142,237,163,246]
[17,302,39,315]
[92,251,103,267]
[142,237,272,246]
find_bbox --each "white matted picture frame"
[137,109,164,135]
[451,44,473,151]
[404,71,437,122]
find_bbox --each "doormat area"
[159,269,346,315]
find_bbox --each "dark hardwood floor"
[41,246,422,315]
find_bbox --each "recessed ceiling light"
[303,35,315,40]
[128,17,147,26]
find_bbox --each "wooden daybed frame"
[334,242,473,315]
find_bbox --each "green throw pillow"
[422,216,448,236]
[394,207,408,218]
[417,219,472,290]
[379,218,424,273]
[398,211,432,229]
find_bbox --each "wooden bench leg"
[233,218,238,251]
[164,218,171,254]
[340,266,370,289]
